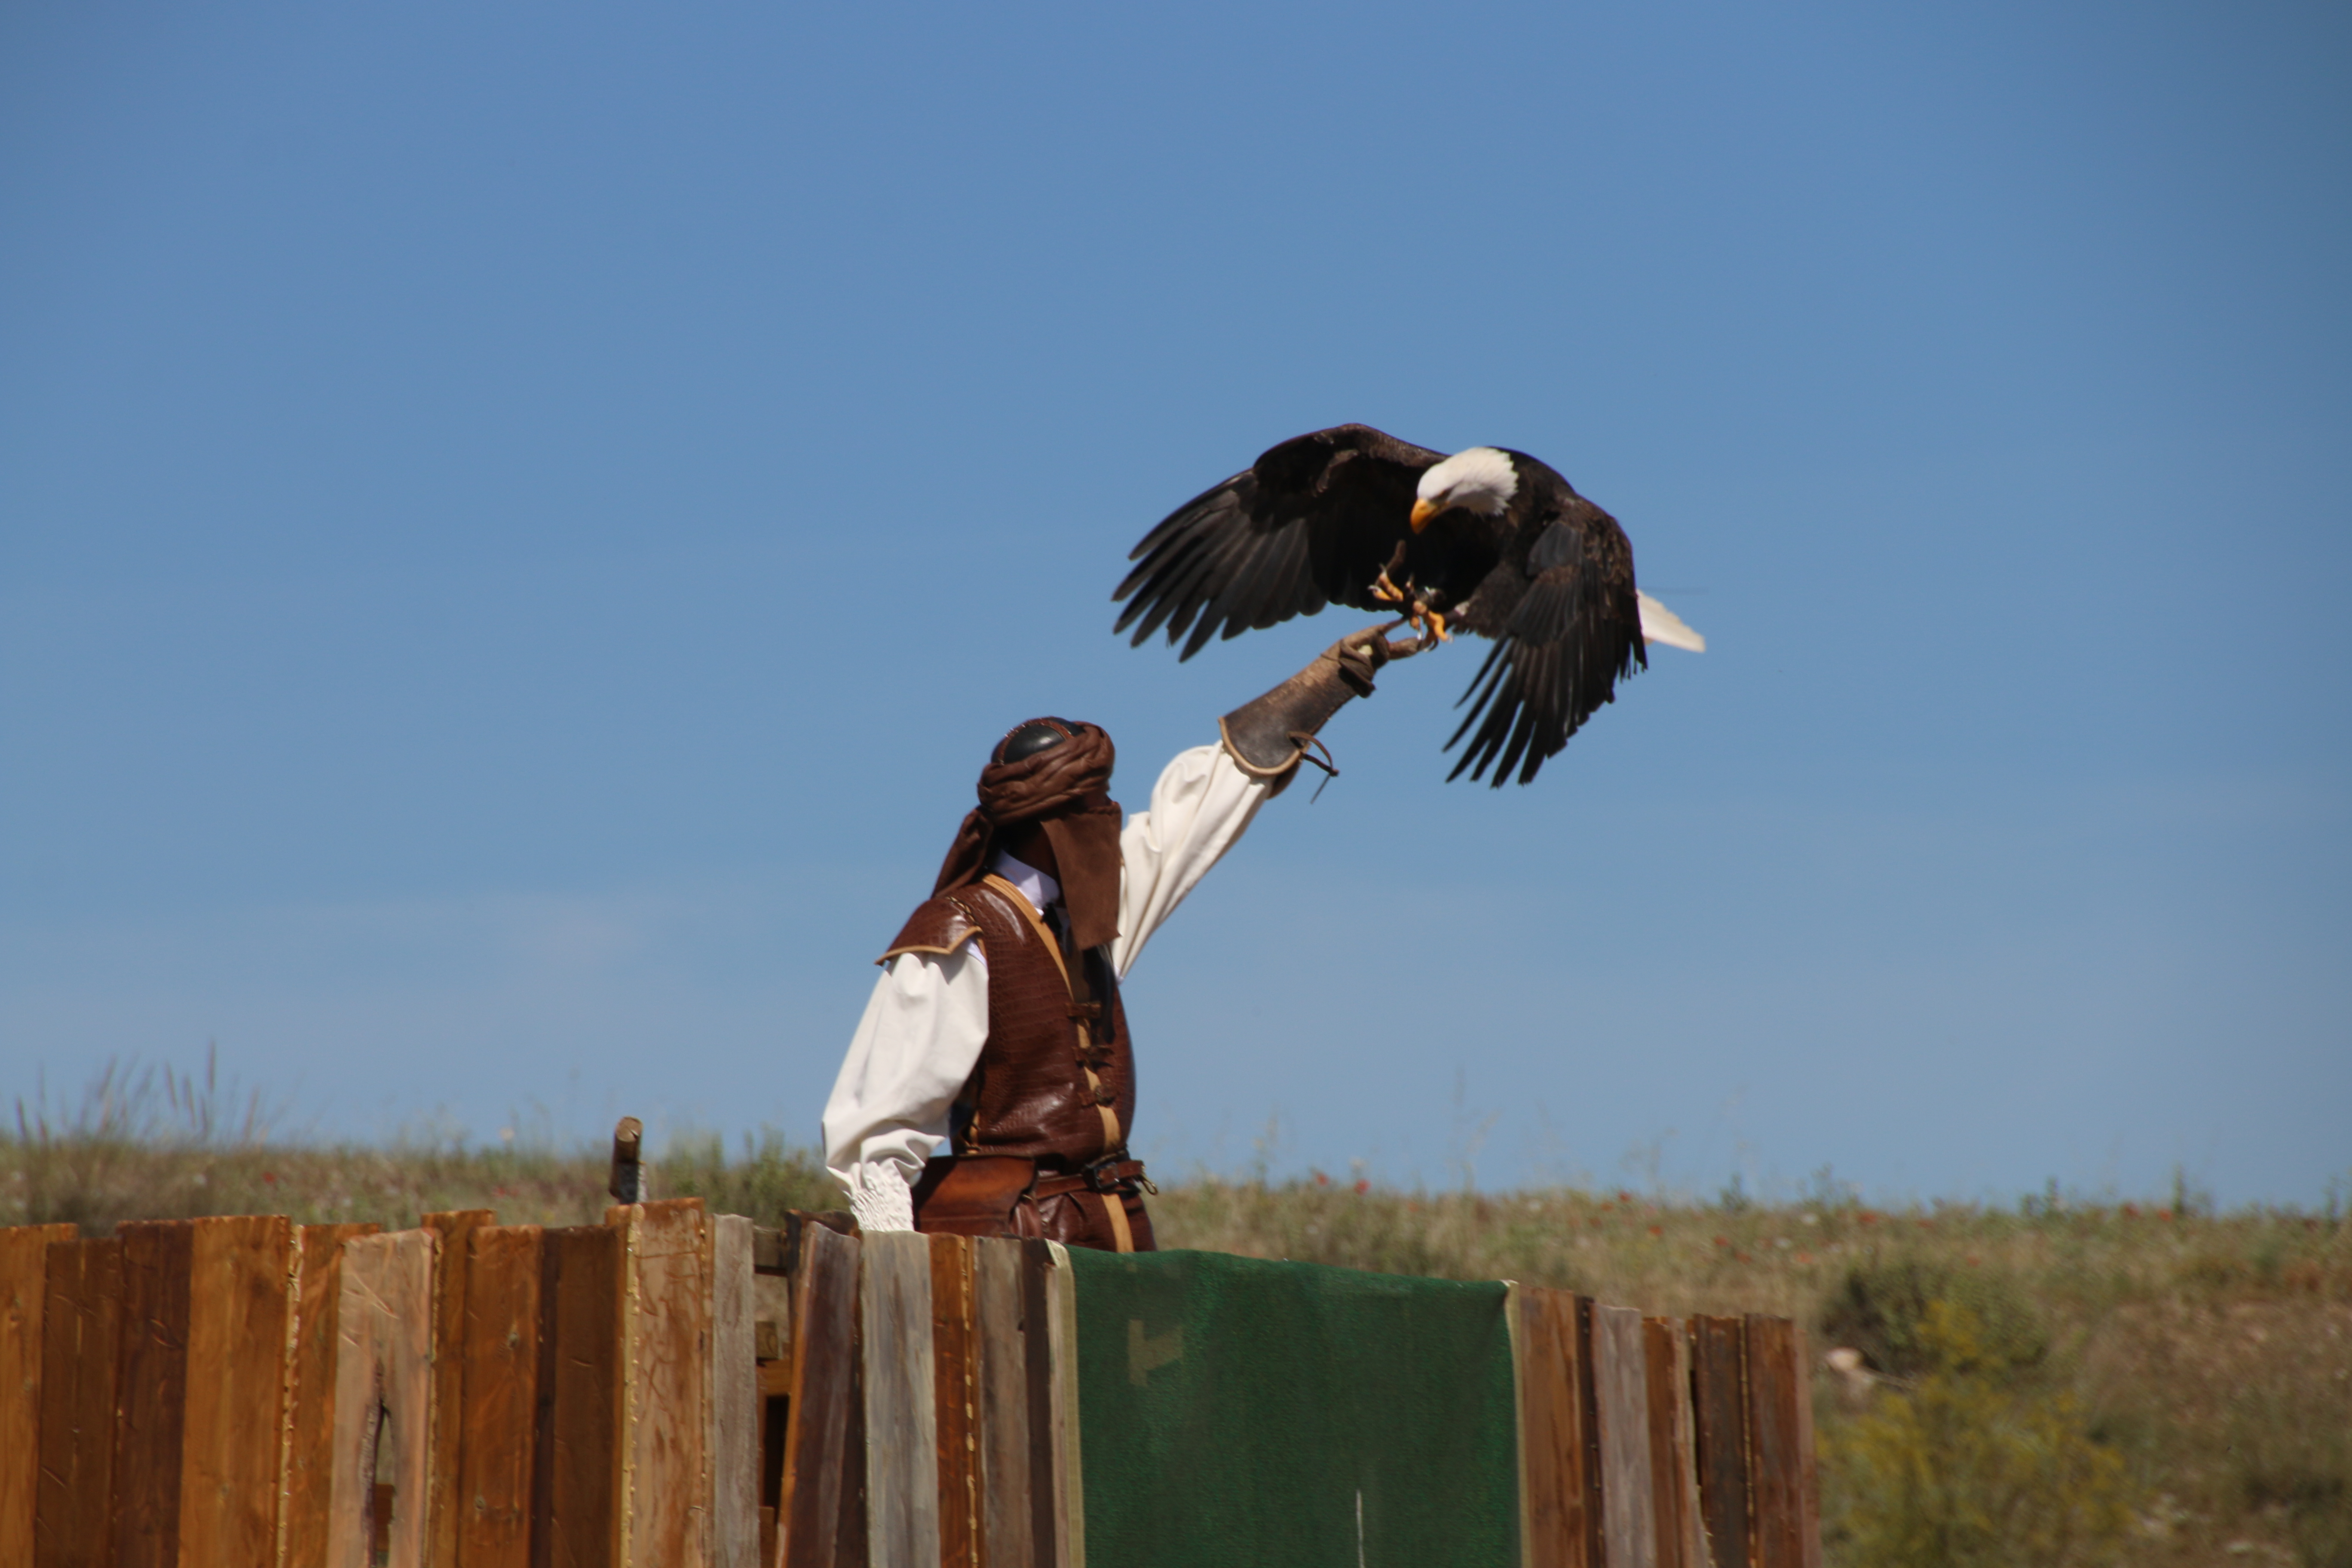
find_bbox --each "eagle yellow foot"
[1417,607,1451,645]
[1371,569,1408,605]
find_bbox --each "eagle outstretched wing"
[1446,513,1647,785]
[1112,424,1445,659]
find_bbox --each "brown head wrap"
[934,718,1124,951]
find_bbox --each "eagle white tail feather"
[1637,592,1706,652]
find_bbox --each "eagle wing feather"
[1446,504,1646,786]
[1113,424,1442,658]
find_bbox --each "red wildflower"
[1354,1179,1370,1195]
[260,1171,278,1185]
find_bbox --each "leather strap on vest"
[1031,1158,1153,1198]
[983,874,1124,1151]
[1035,1159,1152,1254]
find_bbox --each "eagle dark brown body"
[1113,423,1648,785]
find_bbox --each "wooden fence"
[0,1205,1816,1568]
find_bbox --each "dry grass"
[6,1071,2347,1565]
[3,1055,839,1232]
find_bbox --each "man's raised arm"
[1109,624,1407,978]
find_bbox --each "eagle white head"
[1409,447,1518,530]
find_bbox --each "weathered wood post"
[0,1223,77,1564]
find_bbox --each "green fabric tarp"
[1067,1246,1519,1568]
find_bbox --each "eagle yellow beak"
[1409,497,1441,532]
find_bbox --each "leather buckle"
[1081,1155,1157,1197]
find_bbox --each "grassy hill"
[7,1087,2346,1567]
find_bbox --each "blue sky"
[4,3,2346,1204]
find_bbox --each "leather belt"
[1032,1156,1155,1199]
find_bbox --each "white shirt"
[821,742,1273,1231]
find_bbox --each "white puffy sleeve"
[820,945,991,1231]
[1109,743,1275,979]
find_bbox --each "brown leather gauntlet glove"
[1217,623,1420,783]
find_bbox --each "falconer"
[821,628,1410,1252]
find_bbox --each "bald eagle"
[1112,424,1703,786]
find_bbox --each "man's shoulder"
[876,885,1011,966]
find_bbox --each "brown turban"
[934,719,1124,952]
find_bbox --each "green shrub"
[1819,1258,2047,1379]
[1828,1302,2131,1568]
[2230,1378,2352,1568]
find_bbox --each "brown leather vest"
[879,874,1133,1168]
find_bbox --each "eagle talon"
[1400,598,1450,649]
[1374,570,1450,647]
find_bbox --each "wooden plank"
[1,1223,76,1566]
[1517,1288,1599,1568]
[778,1222,859,1568]
[1790,1332,1819,1568]
[750,1225,796,1568]
[973,1238,1032,1568]
[1593,1304,1656,1568]
[710,1215,760,1568]
[1741,1318,1818,1568]
[860,1231,940,1568]
[832,1323,867,1568]
[608,1198,709,1568]
[454,1225,542,1568]
[423,1210,496,1568]
[284,1224,382,1568]
[1643,1318,1709,1568]
[751,1225,791,1279]
[754,1273,793,1366]
[928,1235,980,1568]
[328,1229,437,1568]
[1687,1317,1750,1568]
[34,1235,119,1568]
[114,1219,196,1568]
[181,1214,297,1568]
[541,1224,624,1568]
[1018,1241,1060,1568]
[1042,1243,1082,1568]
